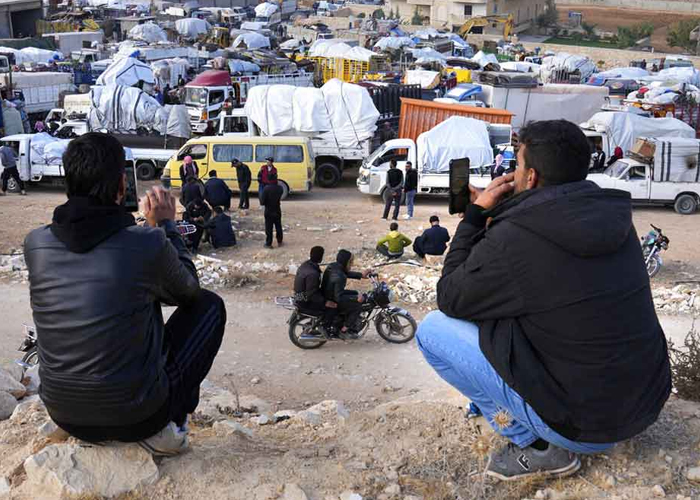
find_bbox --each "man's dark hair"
[390,159,397,168]
[390,222,398,231]
[310,246,324,263]
[429,215,439,224]
[210,170,217,177]
[518,120,590,186]
[63,133,125,205]
[213,206,224,215]
[337,249,353,268]
[406,161,412,167]
[186,176,195,184]
[269,172,278,181]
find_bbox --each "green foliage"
[372,8,385,19]
[581,22,597,40]
[666,18,700,52]
[537,0,558,27]
[668,328,700,402]
[357,12,365,18]
[616,22,655,48]
[411,6,422,25]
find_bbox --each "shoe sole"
[485,457,581,482]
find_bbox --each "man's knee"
[417,311,480,353]
[197,289,227,334]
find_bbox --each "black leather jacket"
[24,199,200,427]
[321,262,362,303]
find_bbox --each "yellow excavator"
[458,14,514,40]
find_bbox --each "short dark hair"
[63,133,125,205]
[210,170,217,177]
[390,222,398,231]
[390,159,397,168]
[406,161,412,167]
[518,120,590,186]
[310,246,324,263]
[213,206,224,215]
[429,215,439,224]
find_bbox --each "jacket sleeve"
[401,234,412,247]
[437,205,525,321]
[377,235,389,248]
[347,271,363,280]
[153,220,200,306]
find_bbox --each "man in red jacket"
[257,157,277,205]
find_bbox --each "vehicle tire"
[375,310,417,344]
[6,177,21,193]
[280,181,290,200]
[288,314,326,349]
[674,194,698,215]
[21,347,39,367]
[647,254,662,278]
[315,162,341,188]
[136,161,156,181]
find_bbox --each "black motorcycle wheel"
[22,347,39,367]
[375,311,417,344]
[289,314,327,350]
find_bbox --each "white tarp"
[241,21,268,32]
[154,105,192,138]
[582,112,696,156]
[128,22,168,43]
[541,52,596,82]
[19,47,63,64]
[374,37,415,51]
[0,47,25,65]
[29,133,70,165]
[650,67,700,86]
[96,57,155,86]
[308,40,375,62]
[470,50,498,69]
[499,61,541,74]
[243,79,379,148]
[413,28,440,40]
[595,67,649,79]
[417,116,493,173]
[403,70,440,89]
[175,18,211,39]
[280,39,302,49]
[151,58,189,88]
[231,32,270,49]
[410,47,446,61]
[650,138,700,183]
[229,60,261,73]
[254,2,278,17]
[88,85,162,132]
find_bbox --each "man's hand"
[362,269,372,279]
[143,186,176,227]
[357,294,365,303]
[472,173,515,210]
[325,300,338,309]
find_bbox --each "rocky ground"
[0,174,699,499]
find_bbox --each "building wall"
[391,0,544,29]
[556,0,700,14]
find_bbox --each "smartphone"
[449,157,470,215]
[123,161,139,212]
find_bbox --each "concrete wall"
[391,0,544,29]
[556,0,700,14]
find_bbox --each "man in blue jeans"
[417,120,671,481]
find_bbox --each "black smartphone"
[123,160,139,212]
[449,157,470,215]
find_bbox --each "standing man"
[233,158,251,210]
[591,144,606,172]
[417,120,670,481]
[260,172,284,248]
[382,159,403,220]
[403,161,417,220]
[0,141,26,196]
[179,156,199,185]
[257,157,277,205]
[378,122,396,144]
[203,170,232,211]
[413,215,450,259]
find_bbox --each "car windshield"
[604,160,629,178]
[185,87,208,106]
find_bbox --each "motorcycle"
[641,224,670,278]
[17,324,38,368]
[276,274,417,349]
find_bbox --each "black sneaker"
[486,443,580,481]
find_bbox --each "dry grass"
[668,326,700,402]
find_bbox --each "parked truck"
[0,72,76,116]
[589,137,700,214]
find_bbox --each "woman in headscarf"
[607,146,624,167]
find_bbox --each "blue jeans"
[416,311,614,454]
[406,190,416,217]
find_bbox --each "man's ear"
[116,173,126,204]
[527,168,539,190]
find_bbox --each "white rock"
[384,483,401,495]
[340,492,363,500]
[283,483,309,500]
[0,370,26,399]
[9,394,43,422]
[24,443,159,498]
[306,400,350,420]
[0,476,9,496]
[686,466,700,482]
[294,410,322,426]
[306,227,323,232]
[652,485,666,497]
[250,377,261,385]
[1,363,24,382]
[0,392,18,421]
[288,265,299,275]
[23,365,40,396]
[38,419,69,441]
[213,420,254,438]
[252,414,270,425]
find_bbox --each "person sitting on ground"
[23,132,226,455]
[205,206,236,249]
[376,222,412,259]
[416,120,671,481]
[182,176,203,207]
[179,156,198,185]
[413,215,450,260]
[204,170,232,211]
[184,198,212,254]
[321,250,371,338]
[294,246,336,316]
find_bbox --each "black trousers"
[239,185,250,209]
[1,166,25,192]
[377,246,403,259]
[264,214,283,246]
[413,237,425,259]
[383,188,402,220]
[55,289,226,442]
[338,296,363,330]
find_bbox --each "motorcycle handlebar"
[650,224,662,233]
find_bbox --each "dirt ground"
[557,4,700,54]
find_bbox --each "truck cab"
[219,109,255,136]
[254,11,282,26]
[184,70,239,134]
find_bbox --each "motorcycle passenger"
[294,246,328,314]
[321,250,370,337]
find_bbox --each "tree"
[411,6,422,25]
[667,18,700,52]
[616,22,656,49]
[372,8,385,19]
[540,0,558,26]
[581,22,597,40]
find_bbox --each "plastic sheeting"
[650,138,700,183]
[243,78,379,148]
[413,28,440,40]
[128,22,168,43]
[254,2,278,17]
[28,133,70,165]
[410,47,446,61]
[653,67,700,86]
[595,67,649,79]
[154,105,192,138]
[151,58,189,88]
[541,53,597,83]
[417,116,493,173]
[232,32,270,49]
[499,61,541,74]
[470,50,498,69]
[175,18,211,39]
[307,40,376,62]
[582,112,695,156]
[88,85,162,132]
[18,47,63,64]
[403,70,440,89]
[374,37,415,51]
[280,38,302,49]
[96,57,155,86]
[229,60,261,74]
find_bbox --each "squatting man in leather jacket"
[24,133,227,456]
[417,120,671,481]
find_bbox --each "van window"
[178,143,208,160]
[213,144,253,162]
[255,145,304,162]
[223,116,250,134]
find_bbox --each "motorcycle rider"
[294,246,329,314]
[321,249,371,338]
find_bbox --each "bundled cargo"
[417,116,494,173]
[151,58,190,88]
[640,138,700,183]
[175,18,211,39]
[478,71,538,88]
[541,53,596,83]
[128,22,168,43]
[95,57,155,87]
[28,133,71,165]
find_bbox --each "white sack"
[96,57,155,86]
[374,37,415,51]
[403,69,440,89]
[417,116,494,173]
[231,32,270,49]
[254,2,278,17]
[175,18,211,39]
[470,50,498,69]
[128,22,167,43]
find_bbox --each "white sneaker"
[138,421,189,457]
[403,214,412,220]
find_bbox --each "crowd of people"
[375,216,451,261]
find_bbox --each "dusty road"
[0,170,698,411]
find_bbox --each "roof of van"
[186,135,311,145]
